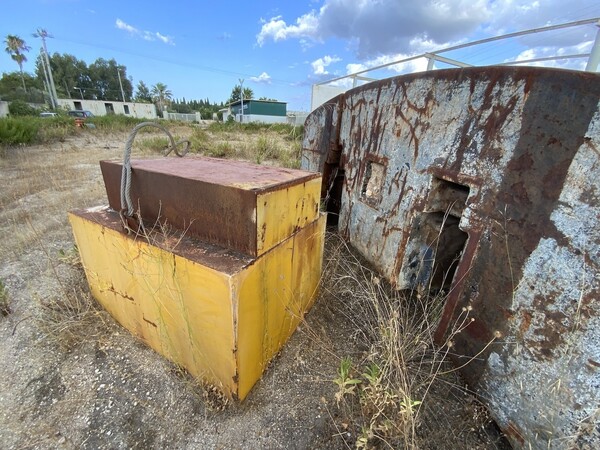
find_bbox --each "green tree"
[4,35,30,91]
[151,82,172,112]
[88,58,133,101]
[227,85,254,103]
[0,72,44,102]
[134,81,152,103]
[35,53,91,99]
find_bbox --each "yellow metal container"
[69,207,325,400]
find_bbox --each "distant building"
[222,99,287,124]
[57,99,157,119]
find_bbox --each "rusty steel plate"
[101,156,320,256]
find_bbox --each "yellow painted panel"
[69,212,238,395]
[235,214,326,399]
[70,208,325,401]
[256,177,321,255]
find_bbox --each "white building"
[57,99,157,119]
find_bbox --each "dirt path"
[0,130,508,449]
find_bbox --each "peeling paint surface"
[302,67,600,449]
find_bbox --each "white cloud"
[506,41,593,70]
[116,18,137,34]
[115,19,174,45]
[155,32,173,45]
[256,13,320,46]
[256,0,599,61]
[257,0,489,57]
[250,72,272,84]
[345,52,431,77]
[311,55,341,75]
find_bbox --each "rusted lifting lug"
[119,209,144,236]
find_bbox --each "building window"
[124,105,130,115]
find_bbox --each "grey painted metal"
[302,67,600,449]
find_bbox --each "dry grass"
[321,233,502,449]
[20,218,112,351]
[0,280,9,317]
[134,122,303,168]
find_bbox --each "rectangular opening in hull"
[422,177,471,291]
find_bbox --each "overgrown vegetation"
[322,234,503,449]
[0,114,153,152]
[8,100,38,116]
[0,117,40,147]
[132,121,303,168]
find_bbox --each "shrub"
[92,114,145,131]
[8,100,38,116]
[0,117,39,146]
[189,128,209,147]
[205,142,235,158]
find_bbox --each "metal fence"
[162,111,201,122]
[312,18,600,110]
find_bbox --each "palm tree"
[151,82,172,112]
[4,35,31,92]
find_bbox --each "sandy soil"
[0,129,510,449]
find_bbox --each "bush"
[205,142,235,158]
[0,117,39,146]
[92,114,145,131]
[8,100,38,116]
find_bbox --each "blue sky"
[1,0,599,111]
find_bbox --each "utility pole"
[239,78,244,123]
[117,67,126,102]
[39,47,54,109]
[33,29,59,110]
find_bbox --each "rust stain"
[143,317,158,328]
[519,311,532,337]
[505,421,525,446]
[107,285,135,302]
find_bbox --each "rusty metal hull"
[303,67,600,449]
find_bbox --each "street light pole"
[74,86,84,100]
[239,78,244,123]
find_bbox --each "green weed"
[0,280,9,317]
[333,357,362,405]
